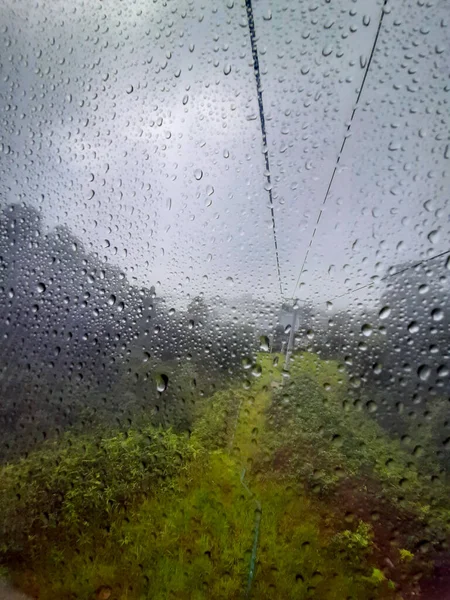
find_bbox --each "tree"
[187,296,210,325]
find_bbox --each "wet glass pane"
[0,0,449,599]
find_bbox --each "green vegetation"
[1,352,448,599]
[264,353,450,542]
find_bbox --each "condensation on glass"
[0,0,449,599]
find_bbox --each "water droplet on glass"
[378,306,391,319]
[361,324,373,337]
[408,321,419,334]
[155,373,169,393]
[242,357,252,370]
[259,336,270,351]
[194,169,203,180]
[428,230,440,244]
[437,365,449,378]
[388,141,401,151]
[251,365,262,378]
[431,308,444,322]
[350,376,361,388]
[36,282,46,293]
[417,365,431,381]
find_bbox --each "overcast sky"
[0,0,449,309]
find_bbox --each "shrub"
[330,521,373,564]
[0,425,196,560]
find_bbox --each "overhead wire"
[245,0,283,300]
[323,248,450,304]
[290,0,389,300]
[286,248,450,369]
[231,4,283,593]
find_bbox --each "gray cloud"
[0,0,448,308]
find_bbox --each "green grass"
[16,452,395,600]
[266,352,450,539]
[1,351,447,599]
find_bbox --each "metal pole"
[284,306,298,370]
